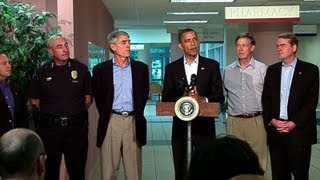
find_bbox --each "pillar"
[249,23,292,65]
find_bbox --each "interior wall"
[297,25,320,68]
[296,25,320,108]
[249,22,292,66]
[73,0,114,64]
[121,28,171,44]
[225,24,249,65]
[170,33,184,62]
[57,0,74,58]
[73,0,114,179]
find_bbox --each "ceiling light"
[166,12,219,15]
[163,20,208,24]
[303,0,320,2]
[170,0,234,2]
[300,10,320,13]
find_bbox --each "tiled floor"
[93,101,320,180]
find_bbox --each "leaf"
[0,0,58,98]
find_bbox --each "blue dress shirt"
[112,58,134,112]
[0,80,15,122]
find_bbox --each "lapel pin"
[299,72,302,75]
[201,67,205,70]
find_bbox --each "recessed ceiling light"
[170,0,234,2]
[166,12,219,15]
[163,20,208,24]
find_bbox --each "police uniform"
[29,58,92,180]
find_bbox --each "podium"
[156,102,220,117]
[156,100,220,169]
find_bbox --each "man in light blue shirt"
[262,32,319,180]
[223,32,268,173]
[92,30,149,180]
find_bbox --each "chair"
[149,82,162,101]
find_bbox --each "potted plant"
[0,0,58,93]
[0,0,59,123]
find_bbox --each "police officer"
[29,34,92,180]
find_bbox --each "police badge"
[174,96,199,121]
[71,70,78,79]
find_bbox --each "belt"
[37,111,88,128]
[279,118,288,121]
[232,112,262,118]
[112,110,134,117]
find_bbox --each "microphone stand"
[187,98,192,170]
[186,76,196,171]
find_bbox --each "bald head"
[0,128,45,178]
[0,53,12,81]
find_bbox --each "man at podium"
[162,28,224,180]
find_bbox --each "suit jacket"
[162,56,224,140]
[92,59,149,147]
[0,83,27,136]
[262,59,319,145]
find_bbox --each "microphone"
[188,74,197,92]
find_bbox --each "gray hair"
[47,34,65,48]
[107,30,130,53]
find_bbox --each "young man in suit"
[92,30,149,180]
[262,32,319,180]
[0,53,27,136]
[162,28,224,180]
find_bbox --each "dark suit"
[92,59,149,148]
[262,59,319,180]
[0,83,27,136]
[162,56,224,180]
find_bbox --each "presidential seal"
[174,96,199,121]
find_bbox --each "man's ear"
[293,44,298,53]
[250,45,256,52]
[47,48,53,57]
[37,154,46,175]
[110,44,116,53]
[178,43,183,50]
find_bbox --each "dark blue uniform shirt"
[29,59,92,116]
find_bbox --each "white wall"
[297,25,320,68]
[224,24,249,65]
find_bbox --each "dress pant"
[269,133,312,180]
[226,115,268,172]
[37,126,88,180]
[100,114,142,180]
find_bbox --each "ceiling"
[102,0,320,30]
